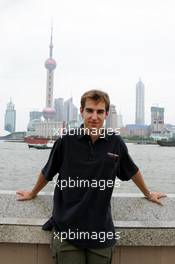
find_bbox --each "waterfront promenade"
[0,191,174,264]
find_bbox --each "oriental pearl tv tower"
[43,26,56,120]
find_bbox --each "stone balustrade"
[0,191,174,264]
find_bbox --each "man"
[16,90,166,264]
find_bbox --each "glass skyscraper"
[4,99,16,133]
[135,78,145,125]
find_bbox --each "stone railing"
[0,191,174,264]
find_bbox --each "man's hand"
[132,171,167,205]
[16,172,48,201]
[16,190,36,201]
[145,192,167,206]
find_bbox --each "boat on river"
[28,141,55,149]
[24,136,49,145]
[157,139,175,146]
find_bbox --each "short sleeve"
[41,138,63,181]
[117,139,139,181]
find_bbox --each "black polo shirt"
[42,129,138,248]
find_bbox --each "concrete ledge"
[116,228,175,246]
[0,225,51,244]
[0,191,173,246]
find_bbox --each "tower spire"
[49,24,53,58]
[43,25,57,120]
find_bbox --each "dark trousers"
[51,234,113,264]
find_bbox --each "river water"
[0,141,174,194]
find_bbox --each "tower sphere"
[43,107,56,120]
[45,58,57,70]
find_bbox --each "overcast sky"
[1,0,175,132]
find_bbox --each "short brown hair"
[81,89,110,112]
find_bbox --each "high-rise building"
[64,98,78,127]
[123,124,150,137]
[106,104,117,130]
[29,111,42,121]
[43,26,56,120]
[4,99,16,133]
[151,106,165,136]
[77,113,83,127]
[135,78,145,125]
[116,113,124,128]
[72,104,78,123]
[54,98,64,122]
[27,111,43,133]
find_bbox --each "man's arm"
[16,172,48,201]
[132,170,167,205]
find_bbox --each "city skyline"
[1,0,175,132]
[2,92,172,133]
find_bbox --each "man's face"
[80,98,109,130]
